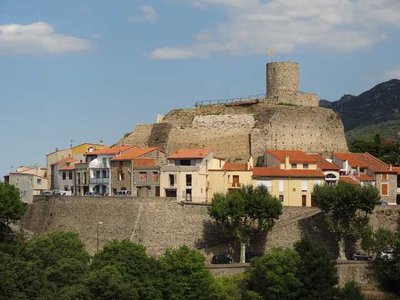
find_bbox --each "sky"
[1,0,399,178]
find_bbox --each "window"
[95,171,100,178]
[303,164,309,169]
[381,183,388,196]
[169,174,175,186]
[291,163,297,169]
[279,195,284,202]
[257,180,272,192]
[83,172,87,184]
[180,160,191,166]
[102,170,108,178]
[69,171,73,180]
[382,173,388,180]
[139,172,147,182]
[102,158,108,166]
[36,178,42,185]
[152,172,159,182]
[118,172,125,181]
[186,174,192,186]
[232,175,240,187]
[278,180,284,192]
[62,172,66,180]
[301,180,307,192]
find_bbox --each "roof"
[133,158,157,168]
[339,176,358,185]
[53,157,78,166]
[59,166,75,171]
[355,173,374,181]
[46,143,106,156]
[222,162,250,171]
[333,152,396,173]
[266,149,316,164]
[308,154,339,171]
[392,167,400,175]
[253,167,325,178]
[168,148,212,159]
[86,145,135,156]
[111,147,164,161]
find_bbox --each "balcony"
[90,177,109,184]
[229,182,242,189]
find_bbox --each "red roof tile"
[86,145,135,156]
[133,158,157,168]
[355,173,374,181]
[168,148,212,159]
[333,152,395,173]
[59,166,75,171]
[53,157,78,166]
[112,147,164,161]
[308,154,339,171]
[266,149,316,164]
[333,152,368,168]
[253,167,324,178]
[222,162,250,171]
[392,167,400,175]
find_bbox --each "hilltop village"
[4,62,400,206]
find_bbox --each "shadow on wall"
[298,212,339,259]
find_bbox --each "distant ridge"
[320,79,400,141]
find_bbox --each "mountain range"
[320,79,400,142]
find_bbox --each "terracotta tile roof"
[168,148,212,159]
[392,167,400,175]
[266,149,316,164]
[59,166,75,171]
[222,162,250,171]
[253,167,325,178]
[355,173,375,181]
[86,145,136,156]
[334,152,396,173]
[339,176,359,184]
[111,147,163,161]
[308,154,339,171]
[133,158,157,168]
[53,157,78,166]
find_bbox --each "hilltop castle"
[119,62,348,162]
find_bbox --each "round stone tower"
[266,62,299,98]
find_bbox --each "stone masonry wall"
[118,124,154,147]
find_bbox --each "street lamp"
[96,221,103,252]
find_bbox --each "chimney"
[285,155,290,169]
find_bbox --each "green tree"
[245,248,302,300]
[294,238,338,299]
[91,240,162,299]
[159,245,214,300]
[338,281,364,300]
[211,274,243,300]
[209,185,282,263]
[312,181,379,259]
[0,182,27,227]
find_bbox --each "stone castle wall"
[119,102,348,162]
[267,62,299,98]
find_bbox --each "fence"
[195,94,266,107]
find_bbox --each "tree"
[209,185,283,263]
[294,238,338,299]
[312,181,379,260]
[338,281,364,300]
[159,245,214,300]
[91,240,162,299]
[211,274,243,300]
[245,248,302,300]
[0,182,27,227]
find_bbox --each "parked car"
[377,200,388,205]
[377,251,394,261]
[84,192,101,196]
[211,254,232,264]
[40,190,53,196]
[245,252,263,263]
[116,190,132,196]
[350,252,373,261]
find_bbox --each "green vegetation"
[209,185,283,263]
[0,182,27,228]
[349,133,400,165]
[312,181,379,259]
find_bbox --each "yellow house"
[253,150,325,207]
[160,148,224,203]
[208,159,253,200]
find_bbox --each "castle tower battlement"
[266,62,318,107]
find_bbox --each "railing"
[230,182,242,188]
[90,177,109,184]
[195,94,266,107]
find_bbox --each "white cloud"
[151,0,400,59]
[141,5,158,21]
[0,22,91,55]
[383,68,400,80]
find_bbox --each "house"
[392,167,400,204]
[110,147,166,197]
[85,145,136,195]
[4,166,48,203]
[160,148,224,203]
[47,143,106,190]
[208,159,253,199]
[75,161,90,196]
[253,150,325,206]
[308,153,340,185]
[53,157,79,194]
[332,152,398,204]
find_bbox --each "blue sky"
[1,0,399,177]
